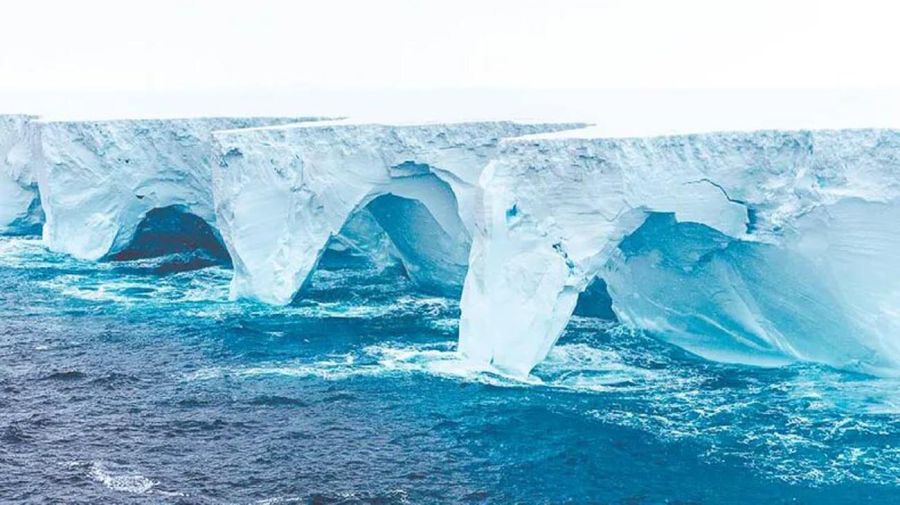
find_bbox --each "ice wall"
[459,129,900,376]
[15,112,899,377]
[35,117,314,261]
[212,120,585,305]
[0,115,42,235]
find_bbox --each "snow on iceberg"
[35,117,315,261]
[0,115,42,235]
[211,120,585,305]
[459,129,900,376]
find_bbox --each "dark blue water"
[2,237,900,504]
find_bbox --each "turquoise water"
[1,236,900,503]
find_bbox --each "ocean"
[2,236,899,504]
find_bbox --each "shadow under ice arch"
[212,121,585,305]
[364,190,470,297]
[110,205,231,269]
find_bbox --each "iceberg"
[459,129,900,376]
[211,120,584,305]
[0,115,42,235]
[17,114,900,378]
[34,117,316,261]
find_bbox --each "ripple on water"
[5,236,900,497]
[180,332,900,488]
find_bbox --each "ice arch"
[212,120,585,305]
[34,117,316,260]
[217,155,471,305]
[460,129,900,376]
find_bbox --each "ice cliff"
[0,115,41,235]
[11,114,900,378]
[34,117,314,261]
[211,120,584,305]
[459,129,900,376]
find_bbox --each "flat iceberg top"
[213,119,589,139]
[508,125,900,142]
[35,116,325,129]
[212,117,591,134]
[492,128,900,235]
[16,89,900,136]
[0,114,38,122]
[212,121,588,191]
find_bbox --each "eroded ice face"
[459,129,900,376]
[0,115,42,235]
[21,117,900,378]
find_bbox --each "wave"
[87,461,157,495]
[8,236,900,488]
[181,332,900,487]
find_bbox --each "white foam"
[88,461,157,495]
[182,333,688,393]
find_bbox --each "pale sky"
[3,0,900,133]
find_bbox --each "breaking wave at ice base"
[3,236,900,503]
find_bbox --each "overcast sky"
[3,0,900,132]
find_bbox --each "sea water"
[1,237,899,503]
